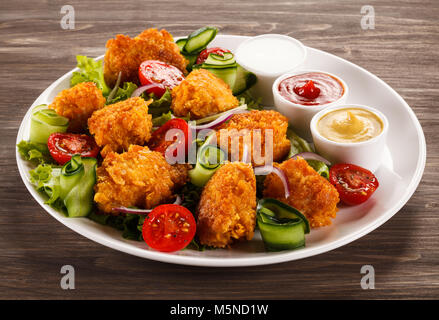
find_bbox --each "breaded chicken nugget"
[171,69,239,119]
[88,97,153,157]
[263,157,339,228]
[48,82,106,132]
[215,110,291,166]
[197,162,256,248]
[104,28,188,86]
[94,145,188,214]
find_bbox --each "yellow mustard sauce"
[317,108,383,143]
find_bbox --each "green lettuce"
[29,164,65,210]
[237,91,263,110]
[287,128,329,178]
[88,212,145,241]
[70,55,111,96]
[107,82,138,104]
[17,140,53,164]
[145,88,172,118]
[152,111,173,127]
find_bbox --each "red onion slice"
[254,165,290,199]
[131,83,165,98]
[190,108,249,132]
[290,152,331,165]
[112,195,182,214]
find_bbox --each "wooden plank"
[0,0,438,299]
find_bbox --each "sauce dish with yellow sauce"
[310,104,388,172]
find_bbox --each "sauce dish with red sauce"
[272,70,348,140]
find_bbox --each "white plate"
[16,35,426,267]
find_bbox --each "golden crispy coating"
[263,157,339,228]
[88,97,153,157]
[215,110,291,166]
[94,145,188,214]
[171,69,239,119]
[104,28,188,86]
[197,162,256,248]
[48,82,106,133]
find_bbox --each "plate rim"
[15,35,426,267]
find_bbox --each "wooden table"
[1,0,438,299]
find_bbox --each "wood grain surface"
[1,0,438,299]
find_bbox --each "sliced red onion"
[131,83,165,98]
[190,108,249,132]
[290,152,331,165]
[112,195,182,214]
[254,165,290,199]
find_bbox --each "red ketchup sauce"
[278,72,344,106]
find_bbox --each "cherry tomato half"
[47,133,99,165]
[149,118,191,159]
[142,204,196,252]
[138,60,185,98]
[196,47,231,64]
[329,163,379,205]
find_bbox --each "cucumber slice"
[232,65,257,95]
[182,53,198,71]
[257,198,310,233]
[204,53,235,66]
[210,52,234,61]
[183,27,218,54]
[202,66,237,90]
[176,38,187,51]
[257,213,306,251]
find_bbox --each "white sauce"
[236,35,306,74]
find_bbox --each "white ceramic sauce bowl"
[272,70,349,141]
[310,104,389,172]
[235,34,307,106]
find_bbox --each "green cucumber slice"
[202,66,237,90]
[183,27,218,54]
[176,38,187,51]
[232,65,257,95]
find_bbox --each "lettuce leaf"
[237,91,263,110]
[88,212,145,241]
[144,88,172,118]
[17,140,53,164]
[70,55,111,96]
[152,111,173,127]
[106,82,138,104]
[29,164,65,210]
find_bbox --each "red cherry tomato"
[293,80,321,100]
[329,163,379,205]
[142,204,196,252]
[47,133,99,165]
[196,47,231,64]
[138,60,184,98]
[149,118,191,158]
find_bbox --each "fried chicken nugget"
[88,97,153,157]
[94,145,188,214]
[263,157,340,228]
[197,162,256,248]
[104,28,188,86]
[48,82,106,132]
[216,110,291,166]
[171,69,239,119]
